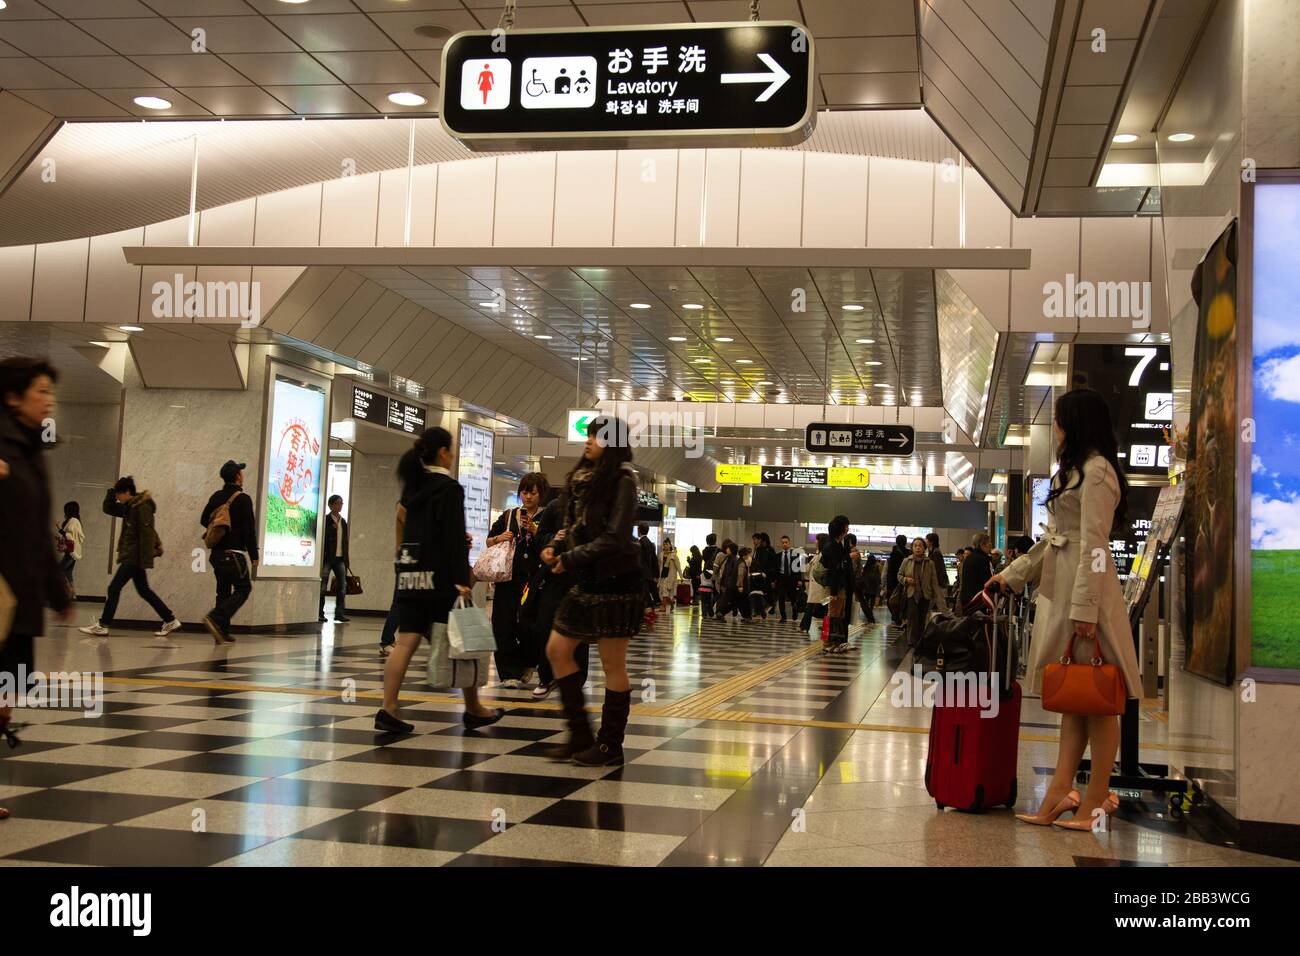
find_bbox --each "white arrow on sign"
[888,435,909,446]
[721,53,790,103]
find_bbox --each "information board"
[457,421,494,566]
[805,423,915,457]
[352,385,426,436]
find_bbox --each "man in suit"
[775,534,803,623]
[319,494,351,623]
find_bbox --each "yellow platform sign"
[827,467,871,488]
[716,464,762,484]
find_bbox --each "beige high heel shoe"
[1015,791,1080,826]
[1053,791,1121,830]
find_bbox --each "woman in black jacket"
[485,472,549,688]
[375,427,503,734]
[539,416,643,766]
[523,488,589,700]
[0,358,73,820]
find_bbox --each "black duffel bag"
[915,611,992,674]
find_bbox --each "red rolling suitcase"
[924,589,1021,812]
[675,581,693,604]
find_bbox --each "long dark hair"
[397,426,452,490]
[1045,388,1127,526]
[63,500,80,521]
[562,415,634,514]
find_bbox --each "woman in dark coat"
[522,487,588,700]
[0,358,73,820]
[485,472,549,688]
[539,416,643,766]
[959,533,995,608]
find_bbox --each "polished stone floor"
[0,602,1291,867]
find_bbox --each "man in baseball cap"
[219,459,246,483]
[200,459,258,643]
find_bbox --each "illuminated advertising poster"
[458,421,494,566]
[1251,181,1300,669]
[260,364,329,576]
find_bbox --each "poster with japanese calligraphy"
[260,363,330,576]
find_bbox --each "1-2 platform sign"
[805,423,915,457]
[440,21,815,150]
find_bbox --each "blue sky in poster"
[1251,182,1300,548]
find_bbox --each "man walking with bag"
[200,459,258,645]
[319,494,351,624]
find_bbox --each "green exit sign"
[567,409,600,442]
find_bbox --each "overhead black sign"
[352,385,427,436]
[1071,344,1172,476]
[637,490,663,521]
[761,466,827,486]
[439,21,815,150]
[805,423,915,457]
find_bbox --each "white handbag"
[472,509,517,583]
[448,596,496,660]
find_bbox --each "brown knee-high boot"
[542,671,594,760]
[573,688,631,767]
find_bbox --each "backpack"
[812,556,831,587]
[203,491,243,548]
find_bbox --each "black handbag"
[915,612,991,674]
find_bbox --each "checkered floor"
[1,603,1293,867]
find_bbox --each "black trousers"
[492,580,528,680]
[319,556,348,617]
[906,596,931,646]
[209,551,252,633]
[101,563,173,625]
[776,577,798,620]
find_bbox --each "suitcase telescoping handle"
[983,583,1012,693]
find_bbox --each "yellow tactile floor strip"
[636,643,825,717]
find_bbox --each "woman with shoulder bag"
[485,473,548,689]
[539,417,644,766]
[376,427,503,734]
[989,389,1138,829]
[899,537,939,647]
[56,500,84,596]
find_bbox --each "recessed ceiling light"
[736,359,753,364]
[873,382,890,388]
[1112,133,1139,144]
[865,360,883,366]
[413,24,452,40]
[388,91,428,107]
[629,302,651,309]
[694,358,711,363]
[757,380,773,385]
[0,2,8,10]
[571,356,589,361]
[774,428,786,432]
[668,336,687,342]
[842,304,865,312]
[133,96,171,110]
[715,336,733,342]
[721,379,734,385]
[534,334,552,339]
[119,325,144,332]
[855,338,875,344]
[682,303,704,310]
[609,378,625,383]
[1167,132,1195,142]
[477,301,498,308]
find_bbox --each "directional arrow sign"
[805,423,916,457]
[440,22,815,151]
[567,409,600,443]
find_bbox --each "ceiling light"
[668,335,687,342]
[736,359,752,364]
[414,24,452,40]
[873,382,890,388]
[693,358,711,363]
[865,360,883,366]
[533,334,552,339]
[571,356,589,361]
[855,338,875,344]
[682,303,704,310]
[757,380,773,385]
[133,96,172,110]
[119,325,144,332]
[388,91,427,107]
[1167,132,1195,142]
[842,304,864,312]
[774,428,786,432]
[1112,133,1139,144]
[715,336,733,342]
[477,301,498,308]
[0,2,7,9]
[629,302,651,309]
[609,378,624,383]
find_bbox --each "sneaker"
[155,619,181,637]
[500,678,523,690]
[78,622,108,637]
[531,681,555,700]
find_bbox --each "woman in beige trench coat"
[990,388,1139,831]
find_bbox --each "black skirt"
[553,568,644,641]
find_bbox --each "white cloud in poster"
[1253,453,1265,474]
[1253,183,1300,353]
[1258,354,1300,403]
[1252,494,1300,548]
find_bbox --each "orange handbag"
[1041,634,1126,716]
